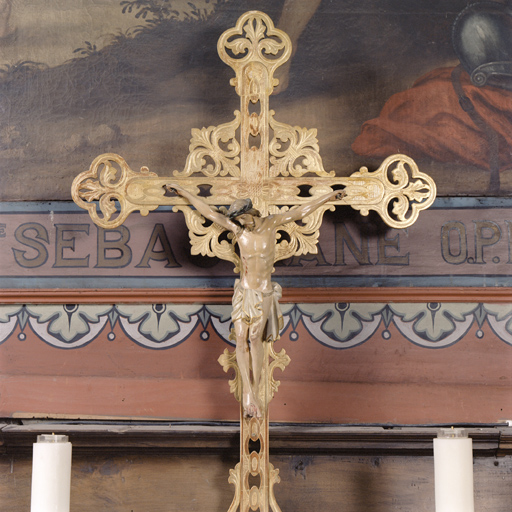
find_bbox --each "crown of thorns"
[226,198,259,219]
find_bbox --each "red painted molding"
[1,287,512,304]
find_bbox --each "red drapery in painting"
[352,67,512,170]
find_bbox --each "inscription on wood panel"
[2,198,512,287]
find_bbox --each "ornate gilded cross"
[72,11,435,271]
[72,10,436,512]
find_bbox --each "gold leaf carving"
[271,205,334,263]
[217,11,292,96]
[227,463,241,512]
[268,464,282,512]
[218,347,241,402]
[348,154,436,229]
[269,111,335,178]
[267,343,290,401]
[174,206,241,271]
[71,153,159,229]
[176,111,241,178]
[70,14,437,512]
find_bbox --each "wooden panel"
[5,198,512,292]
[1,317,511,423]
[1,424,507,455]
[2,423,510,511]
[1,450,511,512]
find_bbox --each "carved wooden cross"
[72,11,436,512]
[72,10,436,272]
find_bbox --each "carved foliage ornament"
[70,11,437,512]
[71,11,436,269]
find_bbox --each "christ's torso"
[236,224,276,292]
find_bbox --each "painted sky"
[0,0,214,67]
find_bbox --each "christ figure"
[166,184,345,418]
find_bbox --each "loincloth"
[231,279,283,342]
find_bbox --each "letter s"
[12,223,49,268]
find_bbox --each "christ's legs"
[248,295,272,405]
[249,328,264,399]
[234,319,260,418]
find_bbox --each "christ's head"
[226,198,261,225]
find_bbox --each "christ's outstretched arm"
[166,184,237,232]
[271,189,345,226]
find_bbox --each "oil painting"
[1,0,511,201]
[1,0,511,437]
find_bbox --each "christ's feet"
[243,391,262,418]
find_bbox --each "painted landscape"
[1,0,511,200]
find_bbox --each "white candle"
[31,434,72,512]
[434,428,474,512]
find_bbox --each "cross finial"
[72,10,436,271]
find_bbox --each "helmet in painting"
[453,2,512,90]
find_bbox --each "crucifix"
[72,10,436,512]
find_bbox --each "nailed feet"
[243,389,262,418]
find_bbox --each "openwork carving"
[173,205,241,270]
[267,343,291,400]
[269,111,334,178]
[348,154,436,229]
[218,346,242,402]
[72,11,435,245]
[71,153,160,229]
[217,11,292,96]
[271,204,334,264]
[218,333,291,407]
[177,112,241,178]
[221,338,290,512]
[71,10,436,512]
